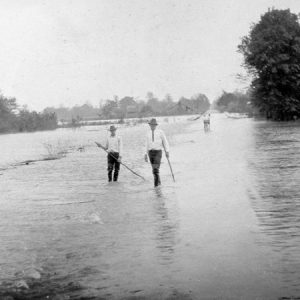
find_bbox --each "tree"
[238,9,300,120]
[18,108,57,132]
[178,97,194,114]
[190,93,210,113]
[146,92,161,114]
[119,96,137,117]
[215,91,252,113]
[0,94,18,132]
[100,99,118,119]
[44,105,70,122]
[160,94,175,115]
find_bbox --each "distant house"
[126,105,139,118]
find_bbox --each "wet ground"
[0,114,300,299]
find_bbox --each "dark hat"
[148,118,158,125]
[109,125,117,131]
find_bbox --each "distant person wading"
[203,113,211,131]
[104,125,123,182]
[145,118,170,187]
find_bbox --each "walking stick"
[95,142,145,181]
[162,142,175,182]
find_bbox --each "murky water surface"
[0,114,300,299]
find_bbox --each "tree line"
[1,91,211,134]
[0,94,57,134]
[44,92,210,123]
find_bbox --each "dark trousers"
[107,152,120,182]
[204,120,210,130]
[148,150,162,187]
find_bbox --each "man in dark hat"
[145,118,170,187]
[102,125,123,182]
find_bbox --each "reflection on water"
[247,121,300,295]
[153,187,178,266]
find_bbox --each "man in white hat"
[145,118,170,187]
[103,125,123,182]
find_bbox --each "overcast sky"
[1,0,300,111]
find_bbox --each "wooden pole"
[95,142,146,181]
[162,142,175,182]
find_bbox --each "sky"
[1,0,300,111]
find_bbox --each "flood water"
[0,114,300,300]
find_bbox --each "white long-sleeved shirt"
[204,114,210,121]
[145,128,170,154]
[105,135,123,155]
